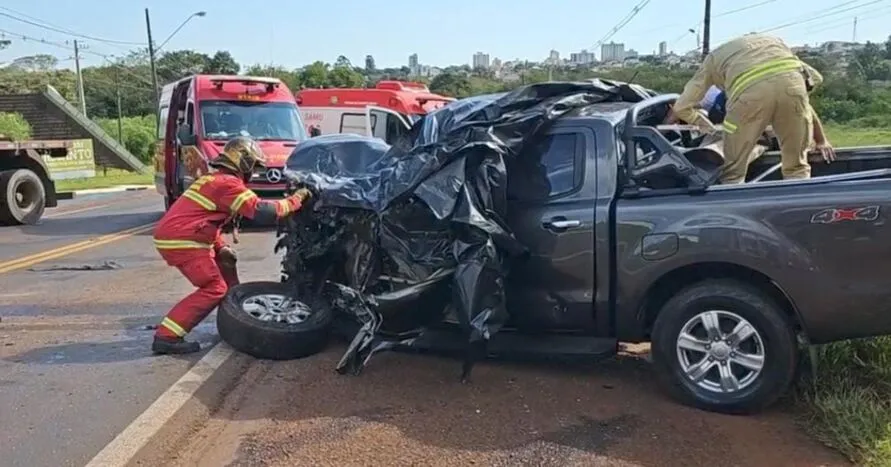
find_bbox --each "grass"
[825,125,891,148]
[800,339,891,466]
[54,168,153,192]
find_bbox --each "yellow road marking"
[0,222,157,274]
[44,203,113,219]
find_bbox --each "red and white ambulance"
[154,75,307,209]
[295,81,454,145]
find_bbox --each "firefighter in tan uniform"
[670,33,834,184]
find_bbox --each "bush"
[0,112,33,141]
[95,115,156,164]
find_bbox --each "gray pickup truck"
[219,91,891,415]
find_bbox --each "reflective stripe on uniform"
[230,190,258,213]
[182,189,217,211]
[723,120,738,134]
[153,238,213,249]
[276,199,292,217]
[161,317,187,337]
[728,58,803,100]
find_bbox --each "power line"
[0,27,71,50]
[798,4,891,33]
[592,0,652,50]
[759,0,884,33]
[802,7,891,37]
[625,0,777,38]
[0,8,144,46]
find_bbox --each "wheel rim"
[14,179,40,212]
[675,310,766,394]
[241,294,312,324]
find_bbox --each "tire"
[217,281,334,360]
[0,169,46,225]
[651,279,798,414]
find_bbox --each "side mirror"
[177,126,196,146]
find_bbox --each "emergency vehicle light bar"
[209,75,281,92]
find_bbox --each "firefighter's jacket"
[153,173,301,255]
[673,33,824,130]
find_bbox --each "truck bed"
[747,145,891,182]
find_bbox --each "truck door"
[364,106,411,144]
[505,126,599,333]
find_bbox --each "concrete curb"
[66,185,154,197]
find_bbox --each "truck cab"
[155,75,308,208]
[295,81,454,144]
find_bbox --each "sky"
[0,0,888,70]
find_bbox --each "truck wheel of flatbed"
[217,281,334,360]
[651,279,798,415]
[0,169,46,225]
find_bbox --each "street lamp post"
[144,9,206,129]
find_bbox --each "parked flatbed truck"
[0,138,68,225]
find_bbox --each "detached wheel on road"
[217,281,334,360]
[651,279,798,414]
[0,169,46,225]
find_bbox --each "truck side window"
[509,132,582,202]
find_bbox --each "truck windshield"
[200,101,307,141]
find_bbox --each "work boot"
[152,335,200,355]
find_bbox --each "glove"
[217,246,238,267]
[293,188,313,202]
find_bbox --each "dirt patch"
[155,345,849,467]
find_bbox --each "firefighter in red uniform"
[152,136,312,354]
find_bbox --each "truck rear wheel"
[651,279,798,414]
[0,169,46,225]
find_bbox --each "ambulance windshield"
[201,101,308,141]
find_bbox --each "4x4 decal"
[810,206,880,224]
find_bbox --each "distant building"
[492,57,503,70]
[570,49,597,66]
[365,55,376,71]
[659,41,668,56]
[546,49,561,65]
[472,52,491,69]
[408,53,419,76]
[601,42,625,62]
[625,49,639,59]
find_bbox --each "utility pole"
[145,8,160,128]
[701,0,712,58]
[114,62,123,143]
[853,17,858,42]
[73,40,87,116]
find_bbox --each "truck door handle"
[543,218,581,230]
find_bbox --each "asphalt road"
[0,190,283,467]
[0,190,851,467]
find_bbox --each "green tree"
[9,54,59,72]
[243,64,302,90]
[206,51,240,74]
[156,50,210,82]
[429,73,473,97]
[300,61,330,88]
[95,115,156,163]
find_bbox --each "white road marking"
[85,343,234,467]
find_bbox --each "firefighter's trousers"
[720,72,813,184]
[155,248,239,340]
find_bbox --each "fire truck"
[295,81,454,145]
[155,75,307,208]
